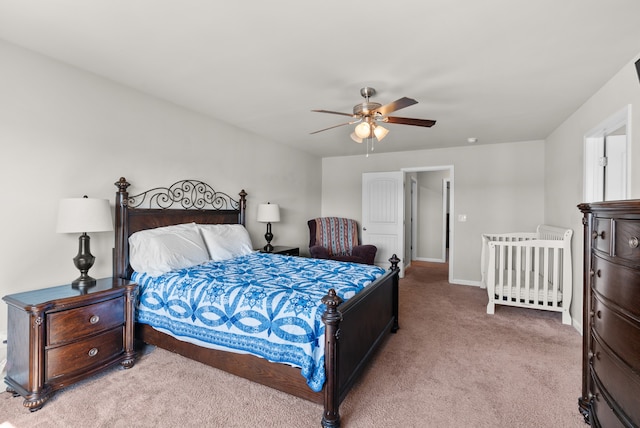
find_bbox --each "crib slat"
[498,244,506,301]
[533,246,540,303]
[552,248,560,308]
[515,243,522,302]
[543,247,550,307]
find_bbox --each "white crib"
[481,225,573,325]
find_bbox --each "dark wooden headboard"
[113,177,247,279]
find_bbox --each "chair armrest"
[352,245,377,265]
[309,245,330,259]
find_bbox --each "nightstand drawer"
[46,326,124,382]
[47,296,125,346]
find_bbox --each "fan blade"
[311,109,355,117]
[375,97,418,115]
[384,116,436,127]
[310,120,357,134]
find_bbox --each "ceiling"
[1,1,640,158]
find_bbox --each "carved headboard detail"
[113,177,247,279]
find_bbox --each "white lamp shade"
[373,125,389,141]
[56,198,113,233]
[256,203,280,223]
[354,122,371,139]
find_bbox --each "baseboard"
[451,279,482,287]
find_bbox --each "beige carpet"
[1,262,586,427]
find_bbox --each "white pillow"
[129,223,210,277]
[197,224,254,261]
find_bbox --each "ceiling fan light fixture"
[350,132,364,143]
[354,121,371,139]
[373,125,389,141]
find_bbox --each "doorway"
[584,105,631,202]
[403,166,454,283]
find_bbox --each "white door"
[362,171,404,277]
[604,135,627,201]
[583,106,629,203]
[584,134,627,202]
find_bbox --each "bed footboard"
[321,255,400,428]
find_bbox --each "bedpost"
[389,254,400,332]
[239,189,247,226]
[321,288,343,428]
[114,177,130,279]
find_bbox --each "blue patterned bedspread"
[132,252,386,391]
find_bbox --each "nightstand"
[3,277,137,411]
[259,246,300,256]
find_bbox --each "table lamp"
[56,196,113,289]
[256,202,280,252]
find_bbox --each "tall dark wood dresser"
[578,200,640,427]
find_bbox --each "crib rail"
[481,225,573,325]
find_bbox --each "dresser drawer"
[591,334,640,425]
[614,219,640,262]
[46,326,124,382]
[591,255,640,319]
[589,376,626,428]
[47,296,125,346]
[593,217,613,255]
[591,295,640,374]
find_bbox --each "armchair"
[307,217,377,265]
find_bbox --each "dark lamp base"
[72,275,97,289]
[72,232,97,290]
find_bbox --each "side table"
[3,277,137,411]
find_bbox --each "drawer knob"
[89,315,100,324]
[630,237,639,249]
[88,347,99,357]
[592,230,605,240]
[595,269,601,278]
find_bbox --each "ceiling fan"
[310,87,436,143]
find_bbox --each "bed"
[113,177,400,427]
[480,224,573,325]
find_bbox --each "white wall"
[417,170,449,260]
[0,40,322,335]
[545,53,640,332]
[321,140,546,283]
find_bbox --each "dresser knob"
[595,269,601,278]
[592,230,605,240]
[88,347,99,357]
[89,315,100,324]
[630,237,639,248]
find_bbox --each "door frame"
[583,104,632,202]
[403,165,454,283]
